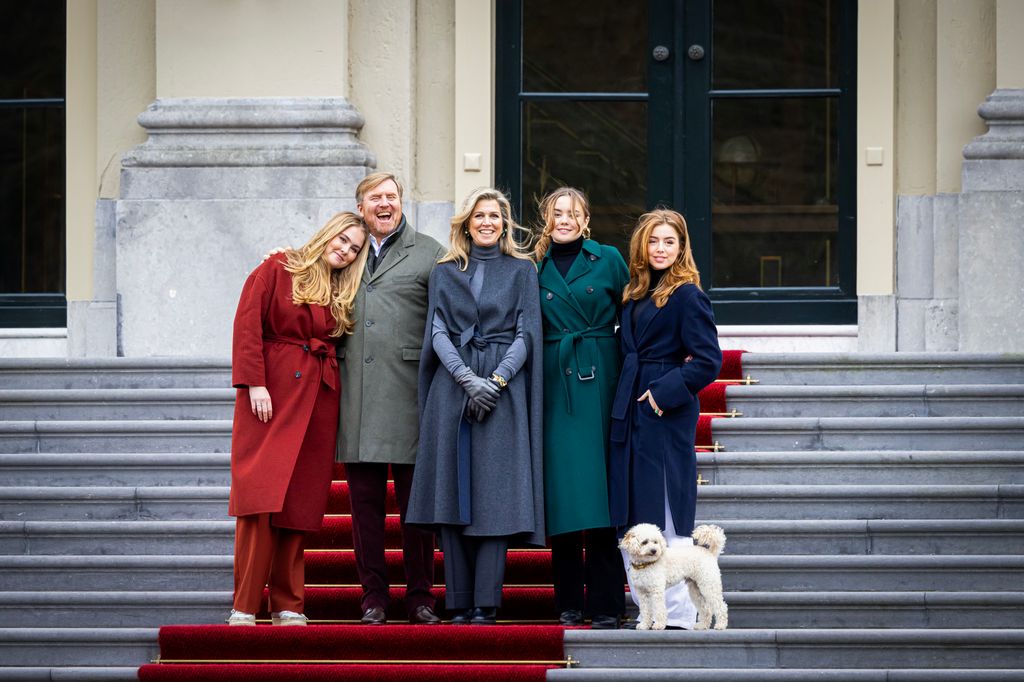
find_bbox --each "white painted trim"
[453,0,495,206]
[718,325,858,338]
[0,328,69,339]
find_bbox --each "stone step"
[0,453,231,487]
[549,668,1024,681]
[0,627,157,667]
[0,520,236,555]
[561,628,1024,670]
[3,554,1022,593]
[0,590,1021,629]
[740,353,1024,386]
[698,451,1024,485]
[4,519,1021,556]
[0,388,234,421]
[0,420,231,454]
[3,484,1020,522]
[712,416,1024,451]
[727,384,1024,418]
[0,668,138,681]
[0,486,229,521]
[0,358,230,390]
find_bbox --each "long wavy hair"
[622,208,702,308]
[532,186,592,262]
[440,187,532,270]
[284,211,369,337]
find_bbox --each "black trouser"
[550,526,626,617]
[440,526,508,610]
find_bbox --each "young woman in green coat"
[534,187,630,629]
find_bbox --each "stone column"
[958,89,1024,352]
[116,98,374,356]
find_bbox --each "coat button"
[586,286,594,294]
[563,328,570,333]
[546,292,553,300]
[302,344,309,351]
[366,284,374,292]
[365,320,373,327]
[294,371,301,378]
[565,368,573,375]
[589,254,597,261]
[365,357,374,364]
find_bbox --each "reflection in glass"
[521,100,647,253]
[713,0,840,90]
[0,0,66,100]
[0,106,65,294]
[711,97,839,288]
[523,0,646,93]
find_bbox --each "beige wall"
[935,0,995,194]
[453,0,493,206]
[415,0,456,201]
[97,0,155,199]
[895,0,937,196]
[155,0,347,98]
[997,0,1024,88]
[857,0,897,296]
[66,0,98,302]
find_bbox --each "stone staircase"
[0,354,1022,680]
[558,353,1024,680]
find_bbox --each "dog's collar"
[630,561,655,571]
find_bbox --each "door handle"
[652,45,670,62]
[687,44,706,61]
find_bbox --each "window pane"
[711,97,839,288]
[0,106,66,293]
[0,0,66,99]
[522,0,646,93]
[713,0,840,90]
[521,100,647,253]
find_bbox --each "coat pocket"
[401,347,422,361]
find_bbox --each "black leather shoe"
[450,608,474,625]
[360,606,387,625]
[558,609,584,626]
[409,605,441,624]
[590,614,621,629]
[470,607,497,625]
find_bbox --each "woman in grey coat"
[407,187,544,625]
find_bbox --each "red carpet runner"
[139,350,745,679]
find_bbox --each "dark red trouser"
[345,462,436,614]
[232,513,305,614]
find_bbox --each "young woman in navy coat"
[608,208,722,629]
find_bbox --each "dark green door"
[496,0,857,324]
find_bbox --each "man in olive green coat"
[337,172,445,625]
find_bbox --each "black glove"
[453,367,500,410]
[465,398,491,423]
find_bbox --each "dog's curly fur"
[619,523,728,631]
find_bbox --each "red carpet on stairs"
[140,351,745,678]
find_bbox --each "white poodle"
[619,523,728,631]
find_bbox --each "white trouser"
[621,481,697,629]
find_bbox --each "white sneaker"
[272,610,308,626]
[227,609,256,626]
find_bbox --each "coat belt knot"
[263,335,338,392]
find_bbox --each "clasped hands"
[454,367,503,423]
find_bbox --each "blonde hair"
[532,186,592,262]
[356,172,404,203]
[440,187,532,270]
[285,211,369,336]
[622,209,702,308]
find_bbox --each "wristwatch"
[489,373,508,389]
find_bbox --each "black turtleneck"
[550,236,584,278]
[647,266,668,293]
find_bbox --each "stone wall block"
[896,194,935,300]
[857,295,897,352]
[925,299,959,352]
[931,193,960,300]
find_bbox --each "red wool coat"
[228,253,341,531]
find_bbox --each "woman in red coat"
[227,211,368,626]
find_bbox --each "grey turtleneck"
[431,242,528,382]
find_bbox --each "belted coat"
[538,240,630,536]
[608,283,722,535]
[406,254,546,547]
[229,253,341,531]
[335,218,445,464]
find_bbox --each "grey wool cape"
[406,253,546,547]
